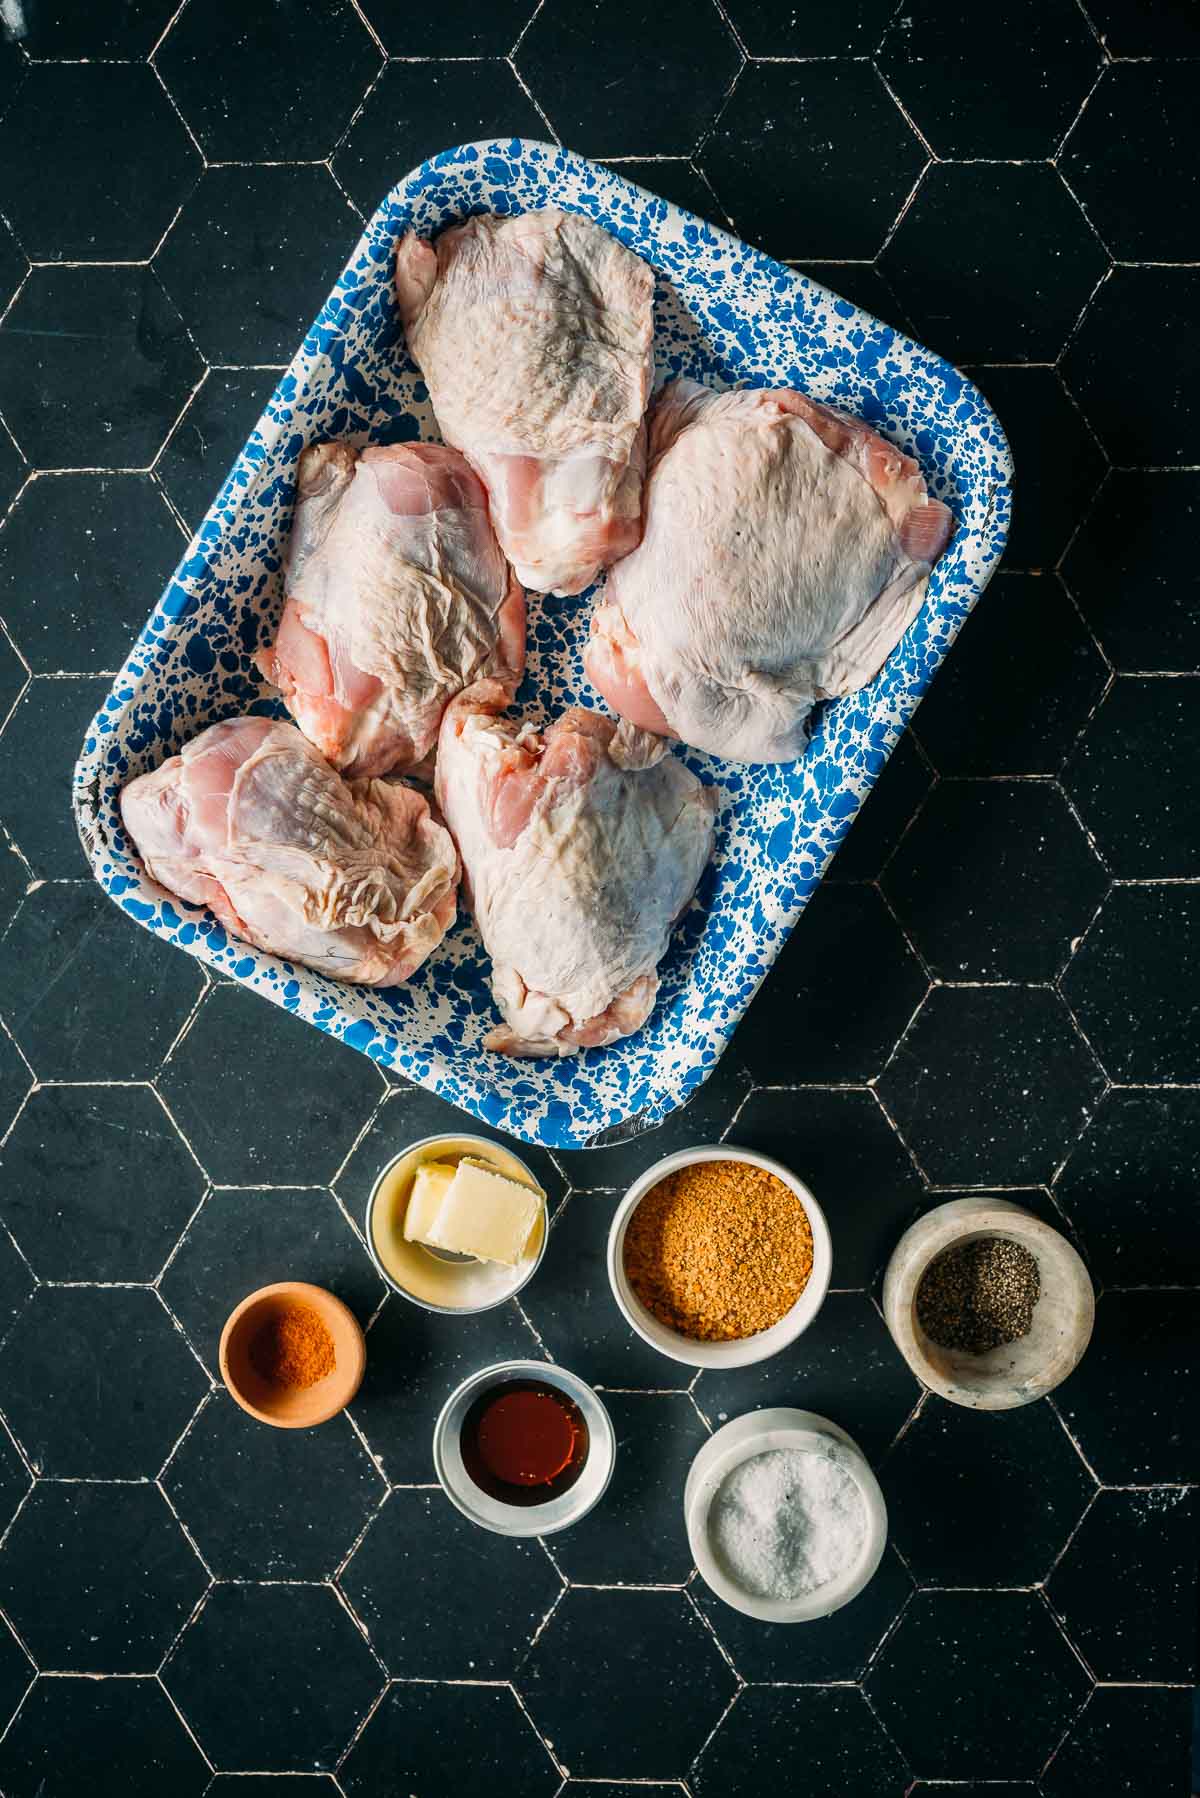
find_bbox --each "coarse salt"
[708,1448,867,1601]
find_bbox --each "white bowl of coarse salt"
[685,1408,887,1623]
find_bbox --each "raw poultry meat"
[120,716,458,986]
[395,208,655,597]
[435,682,716,1057]
[256,440,524,778]
[585,379,955,762]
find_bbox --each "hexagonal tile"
[14,0,178,55]
[1065,677,1200,877]
[157,0,380,162]
[349,1293,541,1484]
[551,1047,751,1194]
[1062,64,1197,263]
[883,781,1107,982]
[879,0,1099,160]
[340,1682,559,1798]
[0,622,23,720]
[865,1590,1088,1778]
[331,60,545,218]
[0,831,28,935]
[0,267,204,471]
[0,1676,204,1798]
[163,1583,383,1773]
[912,576,1107,777]
[340,1486,561,1676]
[1054,1291,1200,1485]
[0,1286,207,1478]
[1084,0,1200,56]
[605,159,719,222]
[0,1481,207,1673]
[1064,472,1200,673]
[693,1686,908,1797]
[559,1788,686,1798]
[517,0,739,159]
[156,368,282,532]
[736,884,927,1085]
[208,1781,341,1796]
[357,0,533,53]
[0,213,25,313]
[701,62,924,262]
[158,984,385,1186]
[1056,1089,1200,1287]
[1062,267,1200,467]
[0,426,25,519]
[878,987,1103,1187]
[1048,1487,1195,1682]
[155,165,358,365]
[0,884,205,1081]
[0,1229,33,1353]
[519,1587,736,1780]
[693,1292,920,1463]
[908,1788,1035,1797]
[720,0,895,53]
[0,1026,30,1147]
[827,732,931,882]
[1062,885,1200,1082]
[691,1542,912,1683]
[0,1085,203,1283]
[0,65,198,263]
[966,366,1105,574]
[730,1087,922,1290]
[1041,1685,1192,1798]
[884,1401,1093,1588]
[0,676,110,877]
[0,475,184,674]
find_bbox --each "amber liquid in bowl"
[460,1379,589,1507]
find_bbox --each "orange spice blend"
[249,1301,336,1388]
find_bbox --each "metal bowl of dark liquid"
[433,1359,616,1536]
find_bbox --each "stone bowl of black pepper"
[882,1198,1094,1410]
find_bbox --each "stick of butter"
[419,1158,543,1266]
[404,1162,458,1242]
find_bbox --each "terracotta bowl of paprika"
[219,1281,367,1429]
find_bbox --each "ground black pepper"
[916,1236,1041,1354]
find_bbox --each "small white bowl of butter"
[365,1133,547,1314]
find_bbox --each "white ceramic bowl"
[686,1408,888,1623]
[606,1144,832,1370]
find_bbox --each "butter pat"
[404,1162,457,1242]
[422,1158,542,1266]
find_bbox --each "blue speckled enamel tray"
[73,140,1011,1151]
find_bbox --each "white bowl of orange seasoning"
[606,1145,833,1370]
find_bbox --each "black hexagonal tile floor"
[517,0,740,159]
[0,267,204,471]
[157,0,381,162]
[340,1681,559,1798]
[208,1781,341,1796]
[908,1788,1035,1798]
[1062,884,1200,1083]
[155,165,358,366]
[1062,267,1200,467]
[159,983,385,1186]
[879,0,1099,161]
[693,1292,920,1464]
[0,1228,33,1355]
[1048,1486,1195,1682]
[13,0,177,56]
[701,62,925,262]
[331,60,545,219]
[692,1685,909,1798]
[883,1400,1094,1589]
[357,0,533,53]
[1056,1088,1200,1287]
[720,0,896,54]
[0,676,110,877]
[163,1583,383,1774]
[1054,1291,1200,1485]
[1084,0,1200,56]
[731,1087,922,1291]
[0,1615,29,1731]
[0,65,198,262]
[0,427,25,519]
[0,214,26,311]
[966,366,1105,575]
[0,1424,26,1538]
[866,1590,1088,1778]
[156,368,282,532]
[0,1676,207,1798]
[0,884,205,1081]
[0,474,183,675]
[1064,471,1200,673]
[605,159,720,223]
[878,986,1103,1187]
[736,884,927,1085]
[691,1543,912,1684]
[0,832,28,935]
[1062,64,1198,264]
[0,1027,29,1148]
[0,1480,207,1673]
[164,1390,384,1580]
[0,1286,208,1478]
[551,1047,751,1194]
[883,780,1107,982]
[519,1587,736,1780]
[1041,1684,1192,1798]
[340,1486,562,1677]
[826,732,931,882]
[1064,677,1200,877]
[0,1084,203,1283]
[884,161,1108,364]
[912,575,1107,778]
